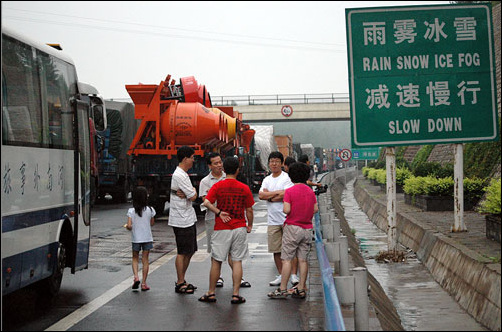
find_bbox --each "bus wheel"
[38,242,66,298]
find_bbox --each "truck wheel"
[37,242,66,299]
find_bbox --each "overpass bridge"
[212,93,350,122]
[212,93,352,149]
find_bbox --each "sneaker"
[269,275,282,286]
[290,274,300,287]
[216,277,224,288]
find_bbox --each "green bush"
[375,169,386,184]
[403,176,428,196]
[362,167,371,177]
[404,175,490,199]
[434,163,454,178]
[396,167,412,186]
[413,162,453,178]
[367,168,379,180]
[425,177,454,196]
[464,177,488,202]
[477,178,501,215]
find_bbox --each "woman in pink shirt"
[268,162,318,299]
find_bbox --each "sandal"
[141,283,150,291]
[132,278,140,291]
[216,277,224,288]
[231,295,246,304]
[184,280,197,290]
[175,281,195,294]
[267,288,288,299]
[291,288,306,299]
[198,293,217,303]
[240,279,251,288]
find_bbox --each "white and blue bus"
[2,26,99,297]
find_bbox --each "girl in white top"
[126,186,156,291]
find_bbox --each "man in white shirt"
[199,152,251,288]
[169,146,198,294]
[259,151,298,287]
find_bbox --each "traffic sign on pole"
[352,148,380,160]
[346,4,499,147]
[339,149,352,161]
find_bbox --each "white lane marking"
[45,231,207,331]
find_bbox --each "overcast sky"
[2,1,450,101]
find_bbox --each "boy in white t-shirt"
[259,151,296,286]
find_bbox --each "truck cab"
[78,82,107,206]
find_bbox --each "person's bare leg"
[132,251,140,280]
[298,259,309,290]
[291,256,299,275]
[231,260,243,296]
[207,258,222,295]
[279,259,292,291]
[273,252,282,274]
[175,253,193,284]
[141,250,150,284]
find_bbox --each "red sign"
[339,149,352,161]
[281,105,293,117]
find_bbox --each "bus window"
[40,54,75,149]
[1,35,42,145]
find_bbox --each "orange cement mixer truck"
[126,74,256,214]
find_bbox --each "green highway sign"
[352,148,380,160]
[346,4,499,147]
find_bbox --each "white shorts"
[211,228,249,262]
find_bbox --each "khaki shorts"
[267,225,283,253]
[281,224,312,261]
[211,228,249,262]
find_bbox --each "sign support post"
[386,147,397,251]
[453,144,466,232]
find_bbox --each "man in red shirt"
[199,157,254,304]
